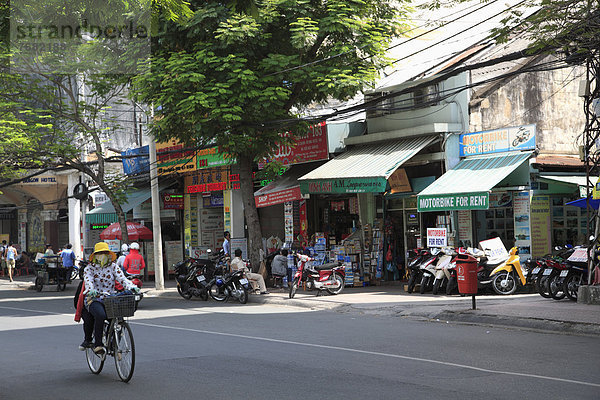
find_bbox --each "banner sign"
[156,140,196,175]
[196,146,235,169]
[388,168,412,193]
[300,178,387,194]
[255,187,302,208]
[264,122,328,167]
[459,124,536,156]
[162,193,184,209]
[121,146,150,175]
[427,228,447,247]
[418,192,489,212]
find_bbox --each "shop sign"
[300,178,387,194]
[187,182,227,193]
[427,228,447,247]
[121,146,150,175]
[21,176,57,184]
[459,124,536,157]
[263,122,328,167]
[255,187,302,208]
[530,195,551,258]
[196,146,235,169]
[162,193,184,209]
[90,223,110,230]
[202,192,224,208]
[417,192,489,212]
[593,177,600,200]
[156,140,196,175]
[388,168,412,193]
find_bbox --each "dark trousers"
[86,301,107,347]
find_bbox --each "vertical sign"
[513,191,531,260]
[184,193,192,254]
[530,195,551,258]
[284,201,294,243]
[457,210,472,247]
[223,190,232,233]
[299,200,308,247]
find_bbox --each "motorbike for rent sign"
[418,192,489,212]
[459,124,536,157]
[427,228,447,247]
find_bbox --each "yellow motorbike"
[489,247,527,295]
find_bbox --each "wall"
[469,56,585,155]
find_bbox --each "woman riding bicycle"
[76,242,140,355]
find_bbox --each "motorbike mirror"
[206,249,212,254]
[590,235,596,242]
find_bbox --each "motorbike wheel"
[563,273,582,301]
[492,272,517,295]
[512,138,520,147]
[200,290,209,301]
[536,276,551,298]
[406,274,417,293]
[289,277,299,299]
[419,275,429,294]
[446,276,456,295]
[326,273,345,295]
[432,278,443,295]
[34,277,43,292]
[547,274,566,300]
[238,285,248,304]
[209,283,228,302]
[177,284,193,300]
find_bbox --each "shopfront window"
[551,196,590,246]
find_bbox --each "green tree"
[133,0,409,267]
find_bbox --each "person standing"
[5,243,17,282]
[223,231,231,257]
[0,240,6,275]
[61,243,76,282]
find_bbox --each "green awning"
[417,151,532,212]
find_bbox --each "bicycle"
[85,293,136,382]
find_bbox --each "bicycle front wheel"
[85,347,104,374]
[113,321,135,382]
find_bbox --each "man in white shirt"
[230,249,268,294]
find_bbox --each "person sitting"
[230,248,269,294]
[270,249,288,288]
[123,242,145,276]
[76,241,139,354]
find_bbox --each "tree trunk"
[238,153,262,272]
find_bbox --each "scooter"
[289,253,345,298]
[406,249,425,294]
[209,269,251,304]
[431,248,456,295]
[488,247,527,295]
[419,247,441,294]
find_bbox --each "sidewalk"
[3,276,599,336]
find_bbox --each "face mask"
[95,254,110,266]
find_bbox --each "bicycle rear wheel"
[113,321,135,382]
[85,348,104,374]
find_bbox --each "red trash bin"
[456,254,478,295]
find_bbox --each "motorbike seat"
[482,259,505,269]
[313,262,339,271]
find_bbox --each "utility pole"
[148,112,165,290]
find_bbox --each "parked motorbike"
[534,246,574,298]
[289,253,345,298]
[419,248,441,294]
[209,269,250,304]
[175,251,226,301]
[406,249,425,294]
[431,248,456,295]
[487,247,527,295]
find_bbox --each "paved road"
[1,287,599,399]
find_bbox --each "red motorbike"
[289,253,345,298]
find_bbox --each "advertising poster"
[231,238,248,259]
[164,241,182,273]
[223,190,232,233]
[457,210,472,247]
[530,195,551,258]
[427,228,447,247]
[184,194,192,249]
[513,191,531,260]
[299,200,308,247]
[489,192,513,208]
[156,140,196,176]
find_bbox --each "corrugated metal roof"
[419,151,532,196]
[298,135,437,181]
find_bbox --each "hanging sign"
[121,146,150,175]
[156,140,196,175]
[418,192,489,212]
[427,228,447,247]
[162,194,184,209]
[459,124,536,156]
[388,168,412,193]
[255,187,302,208]
[196,146,235,169]
[264,122,329,167]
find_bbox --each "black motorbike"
[208,269,251,304]
[175,253,226,301]
[406,249,427,294]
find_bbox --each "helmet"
[130,242,140,250]
[121,244,129,253]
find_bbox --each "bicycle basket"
[104,295,136,318]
